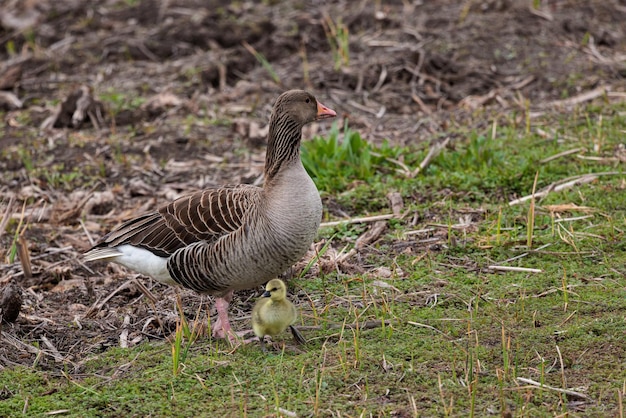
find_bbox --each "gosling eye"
[271,287,278,292]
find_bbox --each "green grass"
[302,122,407,193]
[2,102,625,416]
[322,13,350,71]
[99,88,146,115]
[242,41,281,85]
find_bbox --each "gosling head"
[262,278,289,301]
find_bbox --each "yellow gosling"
[251,278,306,351]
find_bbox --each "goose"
[84,90,336,340]
[251,278,306,351]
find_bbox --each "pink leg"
[211,291,259,346]
[212,291,235,341]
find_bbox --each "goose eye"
[305,98,310,103]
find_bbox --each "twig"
[527,5,553,21]
[509,75,535,90]
[515,250,596,256]
[1,330,73,365]
[0,246,75,272]
[576,155,620,163]
[403,228,435,236]
[540,147,585,164]
[496,243,552,266]
[337,220,388,263]
[277,408,297,418]
[382,155,412,174]
[556,344,567,388]
[553,215,594,223]
[460,76,534,110]
[44,409,71,416]
[347,100,385,117]
[355,221,387,250]
[16,233,32,279]
[426,222,473,231]
[85,280,132,318]
[508,172,624,206]
[119,315,130,348]
[0,195,15,241]
[411,93,432,115]
[460,89,501,109]
[79,219,95,247]
[540,203,596,214]
[584,36,626,65]
[10,207,52,222]
[411,137,451,177]
[527,170,539,248]
[547,85,610,108]
[40,335,64,363]
[407,321,447,337]
[386,192,404,217]
[1,331,41,355]
[320,213,394,228]
[488,265,542,273]
[372,65,388,93]
[516,377,590,400]
[131,277,159,305]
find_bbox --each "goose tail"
[83,247,123,262]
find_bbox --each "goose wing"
[86,184,261,258]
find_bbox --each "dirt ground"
[1,0,625,371]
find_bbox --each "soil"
[1,0,625,372]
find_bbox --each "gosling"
[251,279,306,351]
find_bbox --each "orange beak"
[316,100,337,120]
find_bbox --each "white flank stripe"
[108,245,176,285]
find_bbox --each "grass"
[1,101,625,416]
[242,41,281,85]
[170,294,201,377]
[322,13,350,71]
[99,88,146,115]
[302,121,406,193]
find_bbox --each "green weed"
[17,148,34,173]
[99,89,146,115]
[6,202,28,264]
[322,13,350,70]
[301,122,404,193]
[171,293,201,376]
[242,41,281,85]
[42,165,82,190]
[5,39,16,56]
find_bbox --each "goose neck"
[264,113,302,181]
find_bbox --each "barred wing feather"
[86,184,261,258]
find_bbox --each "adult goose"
[84,90,336,340]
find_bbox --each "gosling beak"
[262,290,271,298]
[316,100,337,120]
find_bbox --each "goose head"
[271,90,336,127]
